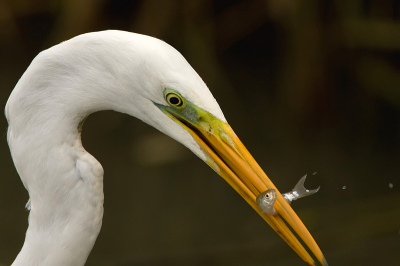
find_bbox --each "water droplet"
[342,186,346,189]
[389,183,393,188]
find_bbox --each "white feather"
[6,30,226,266]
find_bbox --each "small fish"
[283,174,320,205]
[256,189,277,215]
[256,175,320,214]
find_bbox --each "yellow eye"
[166,93,183,107]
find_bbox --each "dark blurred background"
[1,0,400,265]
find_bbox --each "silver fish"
[256,189,277,215]
[256,174,320,214]
[283,174,320,205]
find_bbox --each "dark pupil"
[170,97,180,105]
[265,194,269,198]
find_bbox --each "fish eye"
[166,93,183,107]
[265,194,269,198]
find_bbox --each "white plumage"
[6,30,327,266]
[6,30,225,265]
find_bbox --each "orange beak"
[158,97,327,265]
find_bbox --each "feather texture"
[6,30,225,266]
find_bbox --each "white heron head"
[7,31,225,162]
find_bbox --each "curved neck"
[10,132,104,266]
[6,30,216,266]
[9,109,105,266]
[6,45,118,266]
[5,32,157,266]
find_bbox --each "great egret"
[5,30,327,266]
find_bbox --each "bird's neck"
[9,116,105,266]
[5,32,164,265]
[6,60,117,266]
